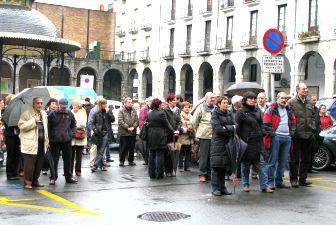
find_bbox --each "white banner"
[262,55,284,73]
[80,75,94,89]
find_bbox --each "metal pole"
[13,54,17,94]
[46,54,52,86]
[43,49,47,86]
[60,53,65,78]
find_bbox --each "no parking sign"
[263,29,285,54]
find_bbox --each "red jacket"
[263,103,296,149]
[320,114,333,130]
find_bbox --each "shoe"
[49,179,55,185]
[252,174,258,180]
[166,172,172,177]
[19,171,24,177]
[184,168,191,172]
[243,186,250,192]
[33,183,44,188]
[7,176,20,180]
[221,188,232,195]
[66,177,78,184]
[24,184,33,189]
[178,168,184,172]
[275,183,291,189]
[291,181,299,188]
[75,172,81,176]
[91,167,97,172]
[42,170,48,175]
[262,188,274,193]
[106,159,114,162]
[299,181,313,186]
[129,162,136,166]
[212,190,222,196]
[199,176,206,183]
[103,163,111,167]
[119,162,125,167]
[101,166,107,171]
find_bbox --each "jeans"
[199,139,211,178]
[241,154,270,190]
[268,135,291,187]
[105,143,111,160]
[94,134,108,168]
[178,144,191,170]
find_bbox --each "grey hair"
[277,92,287,98]
[123,97,132,103]
[33,96,42,104]
[296,82,307,92]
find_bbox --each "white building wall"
[114,0,336,102]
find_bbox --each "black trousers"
[148,149,165,179]
[211,167,227,193]
[178,144,192,170]
[5,135,21,178]
[71,145,83,173]
[119,136,136,163]
[50,141,72,180]
[290,138,312,183]
[23,141,44,185]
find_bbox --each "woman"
[178,101,194,172]
[210,96,235,196]
[71,101,87,176]
[319,104,333,130]
[235,92,273,193]
[146,98,174,179]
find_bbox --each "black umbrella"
[227,134,247,192]
[226,82,264,96]
[2,87,50,127]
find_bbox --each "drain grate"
[138,211,190,222]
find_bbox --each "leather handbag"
[75,128,87,139]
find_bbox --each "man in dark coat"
[309,95,321,173]
[48,98,77,184]
[287,83,316,187]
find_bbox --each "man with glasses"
[264,92,296,190]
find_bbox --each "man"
[309,95,321,173]
[3,94,22,180]
[48,98,77,184]
[91,99,114,171]
[287,83,316,187]
[191,92,216,183]
[18,97,49,188]
[138,97,153,165]
[175,94,184,115]
[264,92,296,189]
[118,97,139,167]
[229,95,243,118]
[163,93,182,176]
[257,92,268,113]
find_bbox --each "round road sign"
[263,29,285,54]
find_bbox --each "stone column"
[270,73,275,102]
[290,72,304,96]
[261,72,270,100]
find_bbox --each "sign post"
[262,29,285,101]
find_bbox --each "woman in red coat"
[319,104,333,130]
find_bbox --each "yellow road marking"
[0,190,98,216]
[307,178,336,183]
[309,184,336,191]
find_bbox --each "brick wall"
[33,3,115,59]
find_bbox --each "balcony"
[243,0,260,6]
[216,38,233,53]
[240,34,258,51]
[111,51,125,62]
[199,3,213,17]
[165,9,176,25]
[129,24,138,35]
[298,28,320,43]
[116,26,126,38]
[220,0,235,13]
[197,39,211,56]
[141,20,152,32]
[181,4,193,21]
[126,51,137,64]
[178,42,191,58]
[139,48,150,63]
[162,47,174,60]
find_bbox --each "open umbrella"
[226,82,264,96]
[2,86,97,127]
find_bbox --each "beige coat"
[18,107,49,155]
[191,104,212,140]
[71,108,87,146]
[179,111,195,145]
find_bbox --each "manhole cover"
[138,211,190,222]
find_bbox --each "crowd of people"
[0,82,334,196]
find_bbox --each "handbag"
[75,128,87,139]
[139,122,149,140]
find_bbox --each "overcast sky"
[35,0,112,10]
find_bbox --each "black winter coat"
[210,108,235,169]
[146,109,174,150]
[235,104,265,163]
[48,109,76,143]
[92,109,114,139]
[163,106,182,143]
